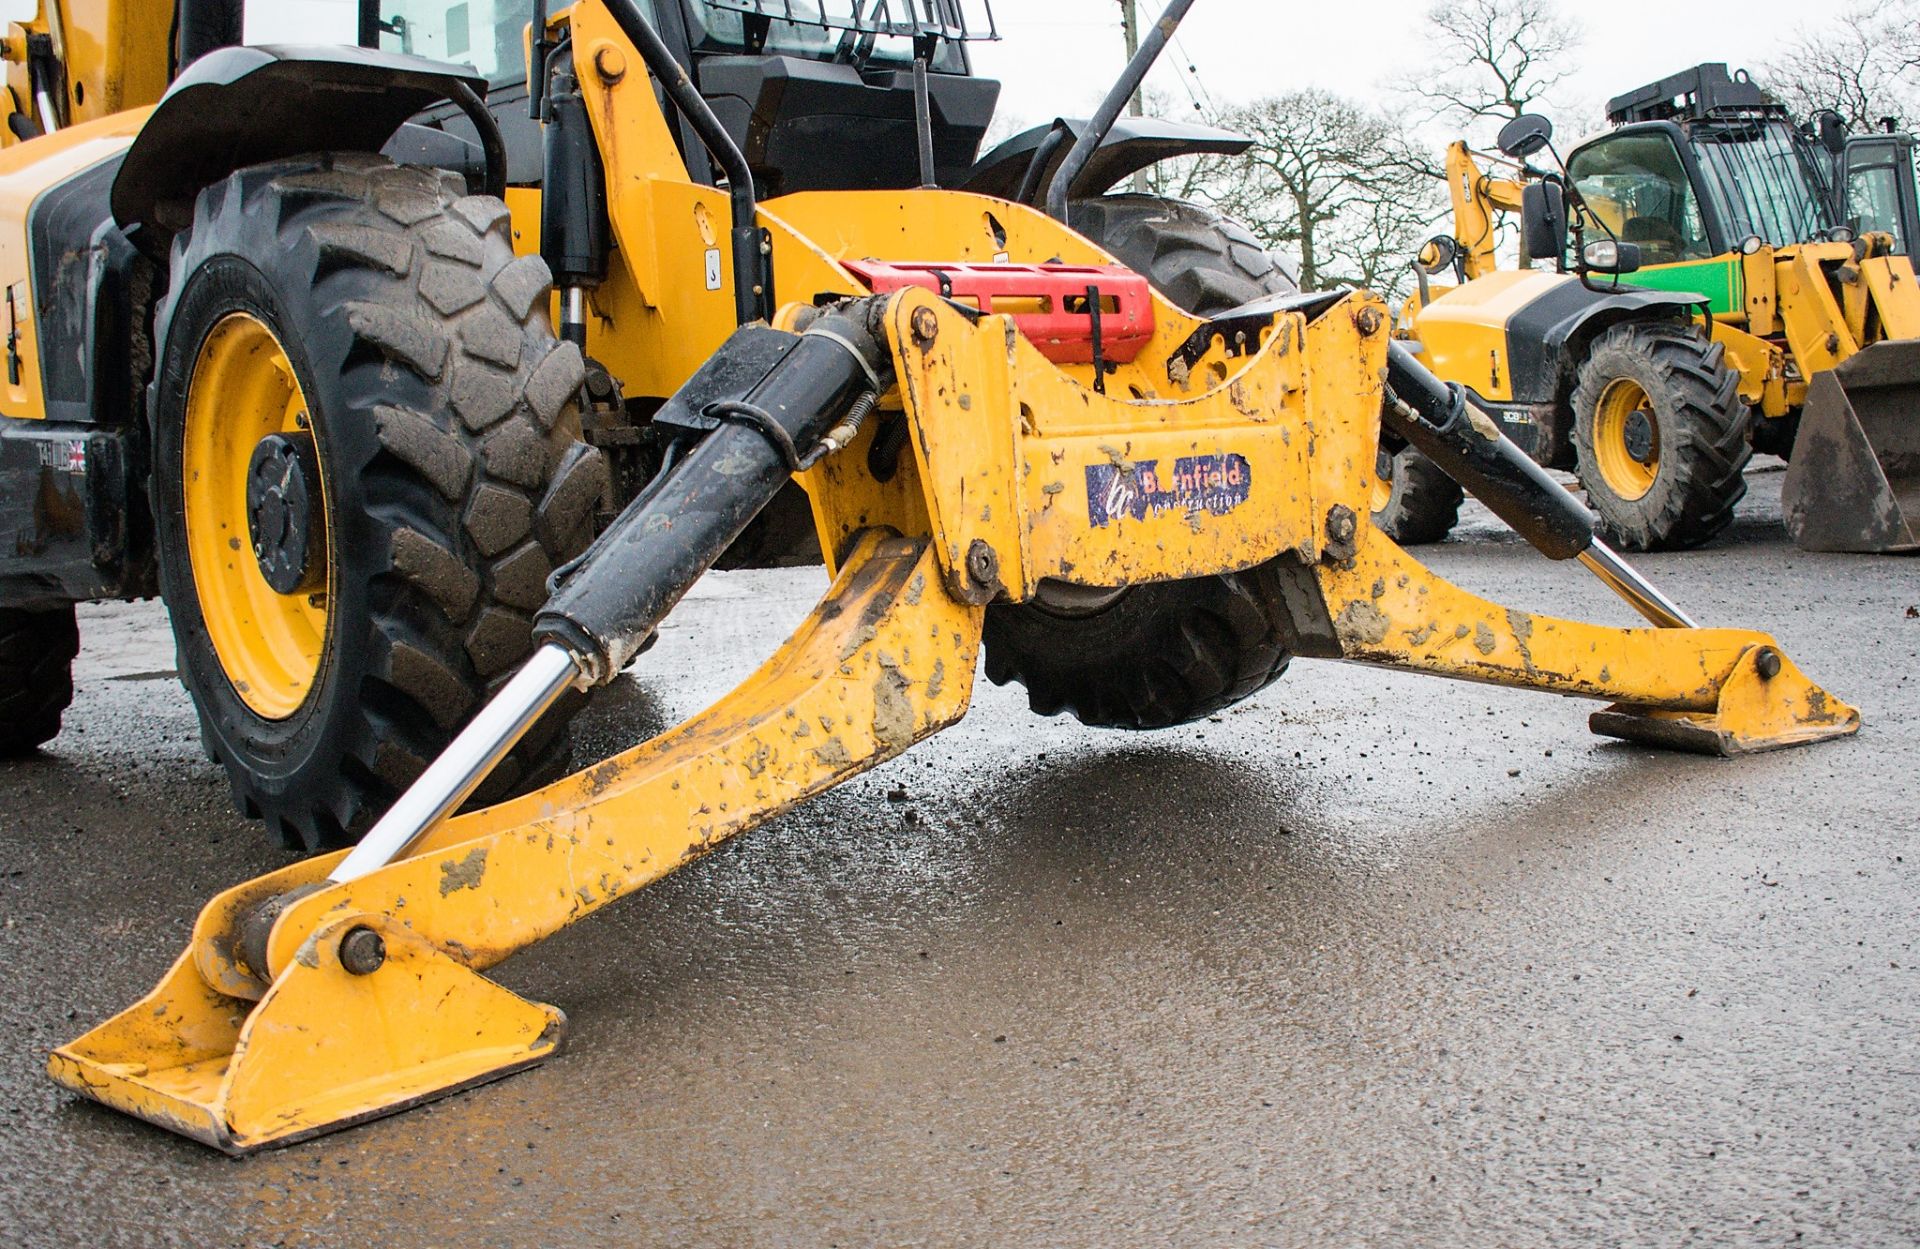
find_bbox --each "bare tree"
[1762,3,1920,130]
[1189,90,1440,296]
[1411,0,1583,134]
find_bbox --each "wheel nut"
[339,927,387,976]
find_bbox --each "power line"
[1170,33,1217,116]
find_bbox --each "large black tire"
[980,195,1299,730]
[1370,445,1463,545]
[1064,194,1297,310]
[151,155,609,851]
[1570,322,1750,552]
[0,605,79,755]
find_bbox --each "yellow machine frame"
[46,4,1860,1152]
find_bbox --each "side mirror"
[1814,110,1849,156]
[1521,181,1567,265]
[1416,234,1461,276]
[1580,240,1642,275]
[1497,113,1555,161]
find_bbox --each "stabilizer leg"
[50,534,982,1152]
[1309,524,1859,755]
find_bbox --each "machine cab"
[1563,63,1837,312]
[362,0,1001,195]
[1835,131,1920,254]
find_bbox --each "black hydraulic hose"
[1381,341,1595,561]
[1045,0,1199,224]
[528,0,553,118]
[447,80,509,201]
[602,0,767,325]
[1015,121,1070,207]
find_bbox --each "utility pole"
[1120,0,1148,191]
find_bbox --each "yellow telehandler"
[1393,64,1920,555]
[0,0,1856,1152]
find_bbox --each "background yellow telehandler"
[1391,64,1920,555]
[0,0,1857,1152]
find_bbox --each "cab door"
[1839,133,1920,255]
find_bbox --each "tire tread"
[1571,321,1750,552]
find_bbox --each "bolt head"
[910,306,941,349]
[593,44,627,83]
[1755,648,1783,680]
[339,927,387,976]
[965,539,999,586]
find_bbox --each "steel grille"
[698,0,999,41]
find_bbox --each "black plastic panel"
[696,55,999,194]
[26,154,137,426]
[1503,279,1701,406]
[0,417,154,609]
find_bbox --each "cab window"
[1566,133,1713,266]
[1847,161,1907,251]
[1689,120,1832,248]
[372,0,535,85]
[683,1,968,73]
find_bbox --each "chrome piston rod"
[1577,541,1699,630]
[329,643,581,884]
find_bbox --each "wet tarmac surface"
[1,467,1915,1247]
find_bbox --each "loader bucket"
[1781,340,1920,553]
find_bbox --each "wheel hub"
[245,430,325,595]
[1591,377,1661,502]
[1623,410,1656,465]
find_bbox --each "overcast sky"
[971,0,1829,143]
[258,0,1834,146]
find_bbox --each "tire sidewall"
[1372,445,1462,545]
[152,248,376,795]
[1573,335,1673,518]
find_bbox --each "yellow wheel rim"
[182,313,331,721]
[1370,448,1395,515]
[1592,377,1660,501]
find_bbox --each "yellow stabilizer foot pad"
[48,916,563,1155]
[1590,644,1861,756]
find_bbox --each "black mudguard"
[1500,278,1704,468]
[111,44,488,245]
[960,116,1252,205]
[1504,279,1703,405]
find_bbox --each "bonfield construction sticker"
[1086,454,1252,528]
